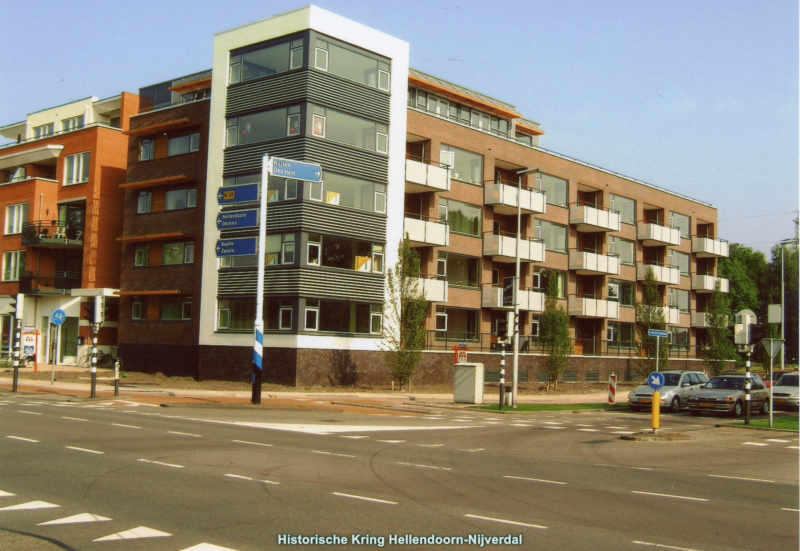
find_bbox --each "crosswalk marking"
[94,526,172,541]
[38,513,111,525]
[0,501,59,512]
[6,436,39,443]
[0,490,16,497]
[742,442,768,447]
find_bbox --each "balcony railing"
[481,284,545,312]
[416,274,448,302]
[21,221,84,248]
[661,306,681,326]
[569,203,621,232]
[637,263,680,285]
[403,214,449,247]
[483,180,546,215]
[692,237,729,258]
[405,156,450,193]
[19,270,82,294]
[483,231,545,263]
[0,122,120,151]
[568,295,620,319]
[692,274,730,293]
[568,249,620,275]
[638,223,681,246]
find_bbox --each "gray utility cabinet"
[454,362,485,405]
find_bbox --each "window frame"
[134,244,150,267]
[5,203,28,235]
[305,302,320,331]
[131,301,143,321]
[139,138,155,161]
[2,250,25,282]
[315,47,329,71]
[64,152,90,185]
[162,241,194,266]
[137,191,153,214]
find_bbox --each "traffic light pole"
[744,347,751,425]
[91,323,98,399]
[12,319,21,393]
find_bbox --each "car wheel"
[630,405,641,412]
[732,401,743,417]
[690,410,701,416]
[761,400,770,415]
[670,397,680,413]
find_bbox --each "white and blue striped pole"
[252,154,270,404]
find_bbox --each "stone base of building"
[118,343,200,379]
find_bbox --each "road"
[0,392,797,550]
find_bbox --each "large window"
[311,106,388,153]
[437,252,480,288]
[140,139,155,161]
[326,42,390,91]
[308,234,382,273]
[608,279,635,306]
[669,288,690,313]
[607,322,635,345]
[670,250,690,276]
[535,269,567,299]
[535,220,567,252]
[670,212,691,239]
[439,198,481,236]
[304,299,382,334]
[229,38,304,84]
[64,152,90,185]
[218,298,255,331]
[310,172,386,213]
[3,251,25,281]
[62,116,84,132]
[33,123,54,139]
[165,188,197,211]
[610,194,636,225]
[163,242,194,266]
[226,106,299,147]
[5,203,28,235]
[434,307,479,341]
[441,145,483,185]
[168,133,200,156]
[669,326,689,350]
[609,236,635,266]
[538,173,568,207]
[161,297,192,321]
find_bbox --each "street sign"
[648,329,670,339]
[647,372,666,391]
[217,184,259,205]
[216,238,257,257]
[217,210,259,231]
[51,309,67,326]
[761,338,784,360]
[269,157,323,182]
[768,305,782,324]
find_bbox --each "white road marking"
[224,474,279,486]
[630,467,653,471]
[504,475,566,485]
[177,544,241,551]
[311,450,355,458]
[0,491,16,497]
[542,422,563,425]
[576,424,595,427]
[544,426,566,430]
[787,446,799,450]
[765,438,791,443]
[632,540,703,551]
[781,507,800,512]
[0,501,59,512]
[614,431,637,435]
[111,423,141,429]
[397,461,451,471]
[377,440,405,444]
[6,436,38,443]
[38,513,111,525]
[168,431,201,437]
[577,428,598,432]
[138,459,183,469]
[457,448,485,452]
[464,514,546,530]
[708,474,774,483]
[632,491,708,502]
[94,526,172,541]
[340,435,369,439]
[185,418,476,435]
[18,410,42,415]
[511,423,533,427]
[331,492,396,505]
[595,464,619,468]
[417,444,444,447]
[62,416,88,422]
[232,440,272,447]
[66,446,104,455]
[606,425,628,429]
[741,442,768,446]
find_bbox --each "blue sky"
[0,0,796,253]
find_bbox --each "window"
[165,188,197,210]
[62,115,84,132]
[168,133,200,156]
[316,172,386,213]
[304,299,383,334]
[264,234,295,266]
[131,300,143,320]
[162,297,191,321]
[315,40,329,71]
[536,270,567,299]
[374,191,386,214]
[328,42,389,90]
[305,299,319,330]
[607,322,635,345]
[312,114,326,137]
[137,191,152,214]
[287,113,301,137]
[3,251,25,281]
[163,242,194,265]
[5,203,28,235]
[312,105,388,153]
[64,152,90,184]
[134,244,149,267]
[669,327,689,350]
[290,44,304,70]
[9,167,26,182]
[669,288,690,313]
[307,234,321,266]
[229,38,304,84]
[140,139,155,161]
[535,220,567,252]
[309,180,323,202]
[438,252,480,288]
[227,106,298,147]
[670,212,691,239]
[670,250,690,276]
[281,234,295,264]
[609,279,635,306]
[217,298,256,331]
[435,306,479,341]
[538,173,568,207]
[610,194,636,225]
[315,235,377,271]
[33,123,54,139]
[439,198,481,236]
[279,307,292,330]
[372,245,384,273]
[441,145,483,185]
[531,316,540,337]
[609,236,635,266]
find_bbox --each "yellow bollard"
[652,391,660,433]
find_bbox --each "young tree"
[382,237,428,389]
[538,275,572,390]
[702,279,737,376]
[634,268,670,379]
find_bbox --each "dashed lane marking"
[0,491,16,497]
[765,439,791,443]
[464,514,546,530]
[416,444,444,447]
[787,446,799,450]
[6,436,38,443]
[577,429,598,432]
[18,411,42,415]
[94,526,172,541]
[504,475,566,485]
[111,423,141,429]
[224,474,280,485]
[66,446,104,455]
[138,459,184,469]
[331,492,397,505]
[62,416,88,422]
[377,440,405,444]
[0,501,59,512]
[632,540,703,551]
[38,513,111,525]
[397,462,451,471]
[632,491,708,502]
[630,467,652,471]
[311,450,355,458]
[613,431,637,435]
[709,474,774,483]
[232,440,272,447]
[544,426,566,430]
[168,431,201,437]
[741,442,768,447]
[340,435,369,439]
[781,508,800,512]
[457,448,485,452]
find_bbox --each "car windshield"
[776,375,799,387]
[703,377,744,390]
[660,374,681,386]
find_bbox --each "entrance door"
[59,317,79,364]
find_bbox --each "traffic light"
[749,324,765,345]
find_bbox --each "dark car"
[687,374,769,417]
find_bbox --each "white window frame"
[309,180,323,202]
[376,132,388,154]
[184,243,195,264]
[285,180,298,200]
[312,114,326,138]
[5,203,28,235]
[608,283,620,301]
[531,317,540,337]
[307,242,321,266]
[378,70,391,92]
[279,307,293,330]
[3,250,25,281]
[305,305,319,331]
[62,115,84,132]
[290,47,303,70]
[131,301,142,321]
[440,150,455,170]
[64,152,90,185]
[281,241,295,264]
[140,139,155,161]
[438,204,448,223]
[315,47,328,71]
[372,249,384,274]
[370,313,383,334]
[435,312,448,332]
[374,191,386,214]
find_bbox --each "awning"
[0,144,64,170]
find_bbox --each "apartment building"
[116,71,212,377]
[0,94,139,364]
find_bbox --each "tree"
[382,237,428,389]
[538,275,572,390]
[634,268,669,379]
[702,279,737,376]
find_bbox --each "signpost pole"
[12,318,20,393]
[499,348,505,411]
[769,348,774,428]
[655,335,660,373]
[91,323,98,399]
[252,155,270,405]
[744,347,751,425]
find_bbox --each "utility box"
[454,362,484,405]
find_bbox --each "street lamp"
[511,167,541,408]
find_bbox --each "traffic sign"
[217,210,259,231]
[648,329,670,339]
[761,338,784,360]
[217,184,259,205]
[647,372,666,391]
[216,238,257,257]
[269,157,323,182]
[51,309,67,326]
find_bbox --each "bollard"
[608,372,617,405]
[114,358,120,397]
[652,391,660,433]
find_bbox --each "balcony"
[483,180,546,215]
[661,306,681,326]
[692,237,729,258]
[692,274,730,293]
[638,223,681,246]
[483,232,545,264]
[405,157,450,193]
[19,270,82,294]
[21,221,84,249]
[637,264,680,285]
[416,275,448,302]
[568,296,620,319]
[692,312,711,328]
[568,249,620,276]
[569,203,621,232]
[403,215,449,247]
[482,284,545,312]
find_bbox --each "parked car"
[772,372,800,411]
[628,371,709,413]
[687,373,769,417]
[762,370,789,388]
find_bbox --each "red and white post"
[608,372,617,405]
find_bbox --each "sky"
[0,0,796,254]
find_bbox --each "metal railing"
[484,230,542,243]
[571,200,620,215]
[569,247,619,257]
[0,121,120,151]
[21,221,84,244]
[404,212,448,224]
[19,270,82,294]
[137,92,211,114]
[405,154,451,169]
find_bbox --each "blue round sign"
[647,372,666,391]
[51,309,67,326]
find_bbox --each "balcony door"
[59,204,85,240]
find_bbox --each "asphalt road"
[0,392,797,551]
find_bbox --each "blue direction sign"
[648,329,670,339]
[647,372,666,391]
[216,238,257,257]
[217,210,258,231]
[217,184,259,205]
[270,157,323,182]
[51,309,67,326]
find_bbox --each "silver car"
[687,373,769,417]
[772,372,800,411]
[628,370,709,413]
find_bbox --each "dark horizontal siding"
[218,268,385,302]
